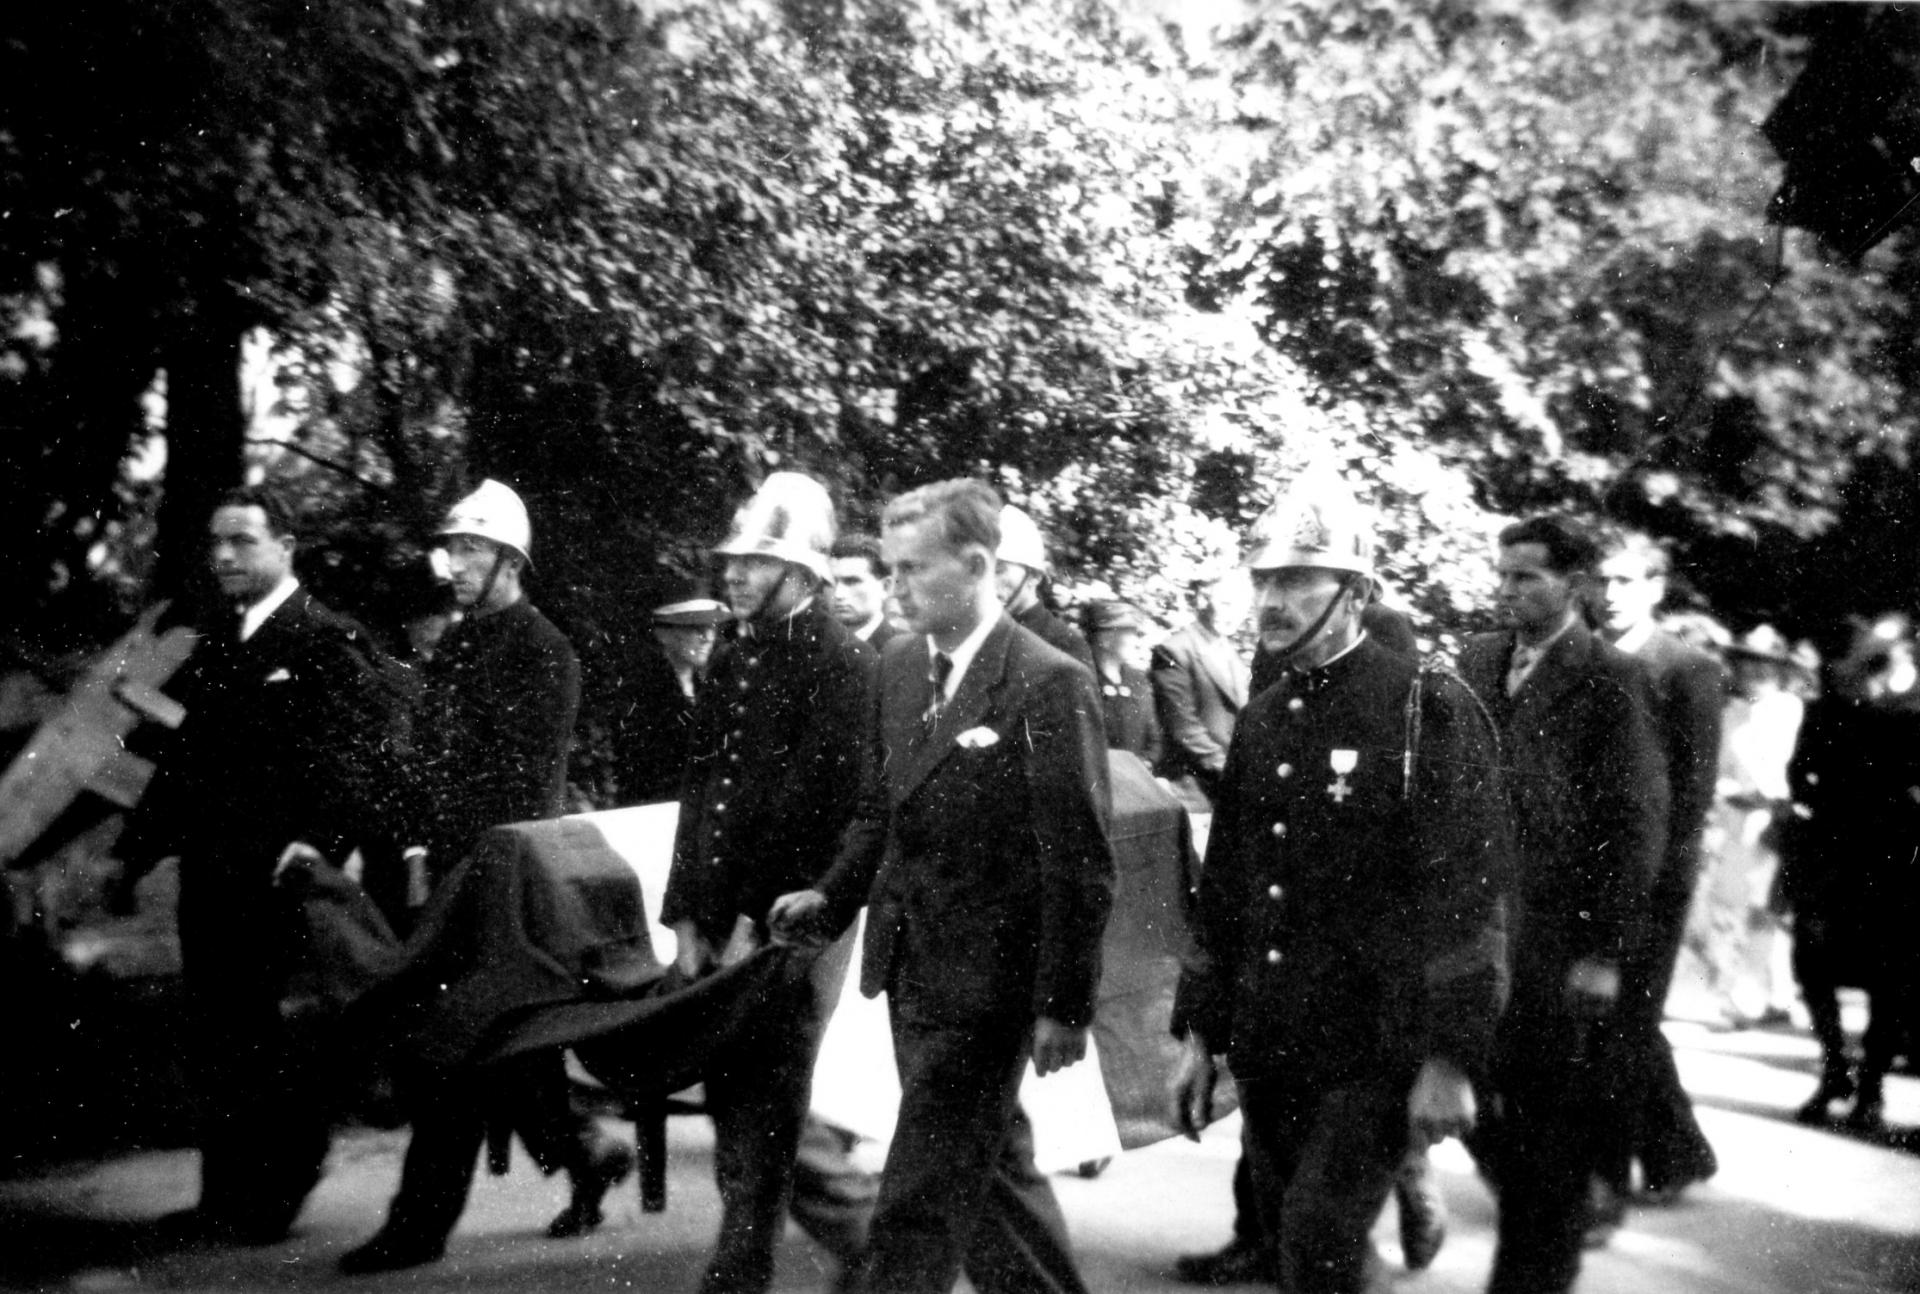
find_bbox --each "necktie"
[1506,644,1539,696]
[925,651,954,731]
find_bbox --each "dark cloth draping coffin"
[1092,750,1216,1150]
[280,818,784,1091]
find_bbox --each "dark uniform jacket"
[662,599,874,944]
[1015,601,1095,674]
[1458,623,1667,1000]
[1096,663,1163,764]
[1152,621,1248,786]
[610,644,701,806]
[125,587,402,970]
[1175,636,1512,1089]
[820,616,1115,1029]
[1624,628,1726,898]
[411,599,580,868]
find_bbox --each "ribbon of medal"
[1328,748,1358,804]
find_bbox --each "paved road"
[2,1021,1915,1293]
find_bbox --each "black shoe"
[547,1139,636,1239]
[339,1227,446,1274]
[1795,1067,1856,1125]
[1581,1179,1625,1250]
[1844,1082,1886,1134]
[1396,1153,1448,1271]
[1641,1142,1717,1203]
[1173,1240,1275,1285]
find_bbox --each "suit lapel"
[1510,622,1593,723]
[890,615,1014,806]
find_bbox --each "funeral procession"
[3,4,1919,1294]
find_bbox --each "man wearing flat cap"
[612,585,730,805]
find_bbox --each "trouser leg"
[1238,1076,1398,1294]
[790,1115,876,1268]
[1231,1134,1266,1248]
[381,1088,488,1244]
[700,956,826,1294]
[1486,1011,1606,1294]
[503,1049,602,1177]
[862,1017,1085,1294]
[959,1101,1087,1294]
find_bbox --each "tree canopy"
[6,0,1919,678]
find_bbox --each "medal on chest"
[1327,748,1358,804]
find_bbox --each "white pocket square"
[955,726,1000,749]
[265,668,292,683]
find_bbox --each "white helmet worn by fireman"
[716,471,836,583]
[996,504,1050,574]
[439,478,533,566]
[1244,461,1376,588]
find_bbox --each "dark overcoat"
[1457,623,1667,1006]
[663,599,873,943]
[1175,637,1512,1090]
[1630,628,1726,898]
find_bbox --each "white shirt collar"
[1612,620,1655,655]
[856,614,886,642]
[239,575,299,642]
[927,611,1001,703]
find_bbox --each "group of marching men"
[123,461,1759,1294]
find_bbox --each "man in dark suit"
[120,486,403,1245]
[344,480,631,1272]
[664,472,878,1294]
[1457,515,1668,1294]
[1151,573,1250,809]
[1592,530,1725,1209]
[832,533,901,650]
[772,478,1115,1294]
[995,502,1096,671]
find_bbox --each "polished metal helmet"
[439,479,533,566]
[997,504,1050,574]
[1244,462,1376,583]
[715,471,836,583]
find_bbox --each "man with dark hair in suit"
[666,472,878,1294]
[831,533,900,650]
[121,485,403,1245]
[343,479,632,1272]
[1457,515,1668,1294]
[1591,529,1724,1215]
[1152,572,1250,810]
[771,478,1115,1294]
[1171,465,1511,1294]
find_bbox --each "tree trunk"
[153,293,246,603]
